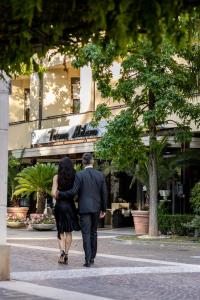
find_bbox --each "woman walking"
[51,157,80,264]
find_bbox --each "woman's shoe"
[58,250,65,264]
[64,253,68,265]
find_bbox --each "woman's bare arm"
[51,175,58,198]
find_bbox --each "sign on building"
[31,120,107,146]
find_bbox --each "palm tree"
[14,163,57,213]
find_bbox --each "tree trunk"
[38,72,43,130]
[148,90,158,236]
[148,144,158,236]
[36,191,46,214]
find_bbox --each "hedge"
[158,214,194,236]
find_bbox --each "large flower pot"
[32,224,56,231]
[7,207,29,218]
[132,210,149,235]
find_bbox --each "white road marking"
[11,265,200,281]
[0,281,112,300]
[8,242,200,268]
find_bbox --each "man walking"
[57,153,107,267]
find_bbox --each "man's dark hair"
[82,153,93,166]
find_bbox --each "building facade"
[8,53,200,217]
[9,54,122,163]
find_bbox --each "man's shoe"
[90,258,94,265]
[83,261,91,267]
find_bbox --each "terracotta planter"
[132,210,149,235]
[7,207,29,218]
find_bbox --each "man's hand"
[99,211,106,219]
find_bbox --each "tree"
[0,0,199,74]
[14,163,57,213]
[74,41,200,236]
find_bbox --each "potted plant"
[131,183,150,235]
[14,163,57,214]
[27,214,56,231]
[7,214,26,228]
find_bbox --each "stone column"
[80,66,93,113]
[30,73,39,122]
[0,74,10,280]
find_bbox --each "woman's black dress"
[54,178,80,239]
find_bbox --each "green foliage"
[190,182,200,214]
[184,215,200,232]
[75,41,200,133]
[95,108,146,173]
[7,155,21,204]
[14,163,57,197]
[158,214,194,236]
[77,41,200,180]
[74,163,83,172]
[184,184,200,236]
[14,163,57,213]
[91,104,111,127]
[0,1,199,74]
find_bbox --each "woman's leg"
[58,234,66,263]
[58,234,65,251]
[61,232,72,264]
[65,232,72,254]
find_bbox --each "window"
[24,88,30,122]
[71,77,80,113]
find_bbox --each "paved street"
[2,227,200,299]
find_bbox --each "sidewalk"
[2,227,200,299]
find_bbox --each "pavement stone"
[27,273,200,300]
[8,236,200,265]
[0,288,49,300]
[3,228,200,300]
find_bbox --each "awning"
[12,140,95,159]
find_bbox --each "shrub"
[190,182,200,214]
[184,215,200,237]
[158,214,194,236]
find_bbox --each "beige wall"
[43,67,80,118]
[8,121,38,150]
[41,111,94,129]
[9,78,30,123]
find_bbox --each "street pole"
[0,74,10,280]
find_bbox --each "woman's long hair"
[57,157,75,190]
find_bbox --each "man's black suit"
[58,167,107,263]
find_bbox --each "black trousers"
[80,212,99,262]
